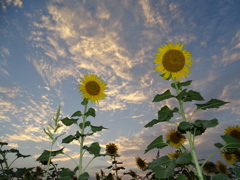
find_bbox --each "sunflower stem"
[78,102,88,178]
[200,146,226,169]
[173,78,204,180]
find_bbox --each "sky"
[1,0,240,178]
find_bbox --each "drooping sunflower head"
[203,161,217,175]
[78,74,107,103]
[221,150,237,165]
[225,125,240,140]
[154,42,193,81]
[96,173,100,180]
[105,143,118,155]
[168,150,181,159]
[216,160,228,175]
[166,129,186,148]
[129,170,137,178]
[135,156,148,171]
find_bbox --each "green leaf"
[152,159,176,179]
[178,122,194,133]
[86,142,101,157]
[71,111,82,117]
[183,90,204,102]
[84,108,96,117]
[176,152,192,164]
[78,172,89,180]
[194,119,218,129]
[0,142,8,146]
[233,167,240,178]
[79,121,91,129]
[90,125,107,133]
[171,80,192,89]
[75,131,93,138]
[158,106,178,122]
[58,168,75,179]
[212,174,231,180]
[15,168,34,178]
[153,89,174,102]
[61,117,78,126]
[44,128,53,139]
[62,135,75,144]
[221,134,240,149]
[145,135,168,153]
[36,148,64,162]
[177,174,187,180]
[144,119,160,128]
[214,142,224,148]
[148,155,171,168]
[16,152,31,158]
[8,148,19,153]
[176,89,187,101]
[81,98,88,105]
[192,119,218,136]
[55,106,61,121]
[196,99,229,110]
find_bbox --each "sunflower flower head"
[225,125,240,140]
[168,150,181,159]
[78,74,107,103]
[96,173,100,180]
[166,129,186,148]
[154,42,193,81]
[106,143,118,156]
[221,150,237,165]
[135,156,147,171]
[203,161,217,175]
[129,170,137,178]
[216,160,228,175]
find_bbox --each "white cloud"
[1,0,23,11]
[0,47,10,76]
[220,79,240,115]
[222,30,240,64]
[0,86,21,98]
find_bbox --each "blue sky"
[1,0,240,178]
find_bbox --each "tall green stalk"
[78,102,88,177]
[174,79,204,180]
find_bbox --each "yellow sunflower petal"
[166,129,186,148]
[77,74,107,103]
[154,42,193,81]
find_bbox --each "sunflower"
[96,173,100,180]
[135,156,147,171]
[106,143,118,155]
[129,170,137,178]
[166,129,186,148]
[168,150,181,159]
[203,161,217,174]
[216,160,228,175]
[154,42,193,81]
[225,125,240,140]
[78,74,107,103]
[221,150,237,165]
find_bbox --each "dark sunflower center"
[173,153,179,159]
[230,130,240,140]
[108,146,117,154]
[225,153,232,161]
[162,49,185,72]
[85,81,100,95]
[137,159,146,168]
[170,132,182,143]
